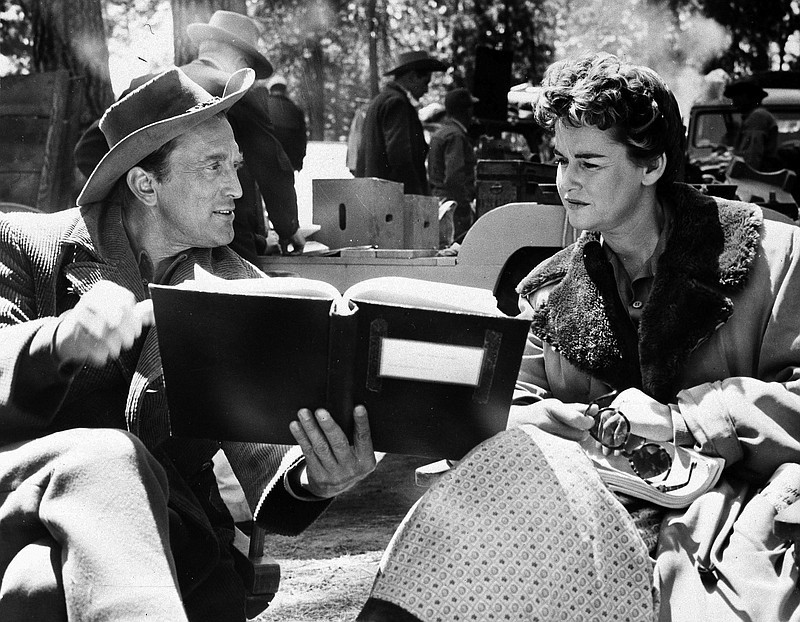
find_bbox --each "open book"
[580,436,725,508]
[150,268,531,460]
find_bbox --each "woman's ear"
[126,167,157,205]
[642,153,667,187]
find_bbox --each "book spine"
[326,312,359,440]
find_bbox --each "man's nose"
[227,166,243,199]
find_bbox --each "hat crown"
[203,10,260,48]
[385,49,447,76]
[396,50,433,67]
[445,87,478,112]
[100,68,216,148]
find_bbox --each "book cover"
[580,437,726,508]
[150,271,531,460]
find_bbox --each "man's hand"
[289,405,377,499]
[54,281,154,367]
[507,398,594,442]
[279,230,306,255]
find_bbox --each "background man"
[262,75,308,172]
[75,10,306,260]
[0,67,375,621]
[355,50,447,195]
[724,77,781,172]
[427,87,479,243]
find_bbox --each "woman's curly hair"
[534,52,685,190]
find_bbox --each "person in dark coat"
[74,10,306,260]
[0,66,376,621]
[427,87,479,242]
[355,50,447,195]
[261,75,308,172]
[724,77,781,172]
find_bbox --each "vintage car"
[685,70,800,218]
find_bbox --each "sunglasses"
[585,390,695,493]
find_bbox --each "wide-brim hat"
[188,10,272,79]
[384,50,448,76]
[445,87,479,113]
[77,67,255,206]
[724,78,768,102]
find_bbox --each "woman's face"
[553,122,652,233]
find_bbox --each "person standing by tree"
[259,75,308,172]
[427,87,479,243]
[355,50,448,195]
[74,10,306,260]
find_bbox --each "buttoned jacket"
[355,82,430,195]
[0,203,328,594]
[427,118,476,207]
[514,183,800,619]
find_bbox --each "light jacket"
[514,182,800,620]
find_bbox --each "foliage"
[251,0,559,141]
[0,2,32,75]
[670,0,800,75]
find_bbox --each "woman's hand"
[507,398,595,442]
[606,388,673,442]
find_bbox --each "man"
[0,67,376,621]
[355,50,448,195]
[427,87,478,243]
[75,10,306,260]
[724,77,781,171]
[261,75,308,172]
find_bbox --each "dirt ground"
[255,453,430,621]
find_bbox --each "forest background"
[3,0,800,144]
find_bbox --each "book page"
[343,276,502,316]
[172,264,342,301]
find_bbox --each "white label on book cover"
[378,338,484,385]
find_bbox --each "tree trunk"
[171,0,247,67]
[23,0,113,123]
[367,0,379,98]
[303,40,326,141]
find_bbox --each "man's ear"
[642,153,667,187]
[126,167,157,205]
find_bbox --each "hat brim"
[187,23,273,79]
[724,83,768,101]
[384,58,448,76]
[76,68,255,206]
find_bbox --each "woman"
[357,53,800,621]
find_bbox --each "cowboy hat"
[187,10,273,79]
[445,87,479,113]
[76,67,255,206]
[723,78,768,102]
[384,50,448,76]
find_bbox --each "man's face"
[151,115,243,252]
[407,71,433,100]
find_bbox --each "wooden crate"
[403,194,439,249]
[312,178,406,249]
[0,70,85,212]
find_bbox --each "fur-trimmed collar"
[516,183,763,402]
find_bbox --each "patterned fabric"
[370,426,656,621]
